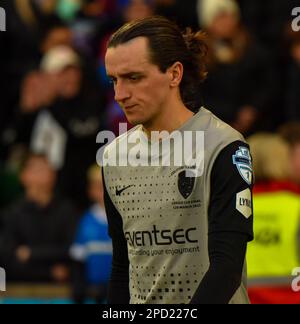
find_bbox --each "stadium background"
[0,0,300,304]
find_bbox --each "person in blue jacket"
[70,165,112,304]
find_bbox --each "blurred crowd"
[0,0,300,304]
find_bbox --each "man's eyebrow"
[108,72,144,79]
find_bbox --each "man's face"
[105,37,172,128]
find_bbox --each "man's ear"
[168,61,184,87]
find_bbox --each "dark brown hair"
[108,16,208,112]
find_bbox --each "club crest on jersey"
[178,170,195,199]
[232,147,253,185]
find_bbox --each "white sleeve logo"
[236,189,252,219]
[232,147,253,185]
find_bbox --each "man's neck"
[143,102,195,139]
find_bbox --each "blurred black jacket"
[0,196,78,282]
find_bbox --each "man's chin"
[125,116,143,126]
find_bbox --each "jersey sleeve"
[208,140,254,240]
[191,141,254,304]
[102,168,130,304]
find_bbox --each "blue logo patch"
[232,147,253,185]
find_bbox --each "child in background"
[70,165,112,304]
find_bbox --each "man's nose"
[114,81,130,102]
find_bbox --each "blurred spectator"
[237,1,299,129]
[0,152,78,283]
[283,28,300,122]
[2,0,58,76]
[279,122,300,184]
[0,3,71,161]
[6,71,58,151]
[39,15,74,54]
[55,0,115,24]
[30,46,107,209]
[197,0,278,135]
[246,133,300,304]
[155,0,199,30]
[55,0,82,22]
[121,0,155,22]
[70,165,112,304]
[79,0,115,18]
[238,0,299,52]
[0,0,45,159]
[0,164,23,212]
[65,1,116,57]
[0,14,75,155]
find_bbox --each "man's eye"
[130,75,140,81]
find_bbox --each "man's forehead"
[107,36,150,55]
[105,37,151,72]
